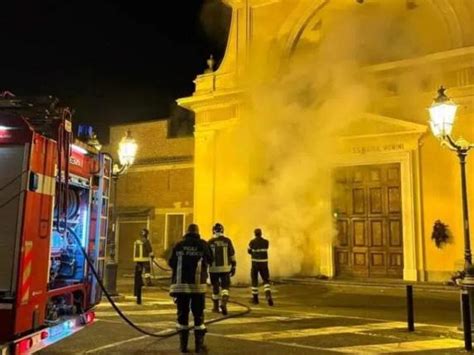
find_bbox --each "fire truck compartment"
[49,183,91,290]
[0,145,27,295]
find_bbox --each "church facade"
[178,0,474,282]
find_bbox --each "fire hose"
[152,258,172,272]
[70,228,252,340]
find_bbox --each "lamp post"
[105,130,138,296]
[428,86,474,281]
[428,86,474,334]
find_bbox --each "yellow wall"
[179,0,474,282]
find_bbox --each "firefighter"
[133,228,154,286]
[168,224,212,353]
[248,228,274,306]
[208,223,236,315]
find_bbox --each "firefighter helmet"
[140,228,149,238]
[213,223,224,234]
[254,228,262,237]
[187,223,199,234]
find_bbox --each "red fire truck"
[0,94,111,354]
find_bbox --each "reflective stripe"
[133,241,149,262]
[263,284,271,291]
[36,173,55,196]
[251,287,259,295]
[195,259,202,286]
[20,241,33,304]
[251,249,268,252]
[211,244,216,267]
[170,283,207,293]
[212,293,221,300]
[223,246,228,268]
[194,324,206,330]
[144,273,151,278]
[209,265,232,273]
[176,254,183,284]
[176,323,189,330]
[230,255,236,262]
[221,289,229,296]
[252,259,268,262]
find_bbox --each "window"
[165,214,185,249]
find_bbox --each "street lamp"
[116,130,138,175]
[428,87,474,285]
[105,130,138,296]
[429,86,474,346]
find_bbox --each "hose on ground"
[152,259,172,272]
[70,228,251,339]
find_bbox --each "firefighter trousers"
[137,261,151,277]
[251,262,270,295]
[175,293,206,331]
[210,272,231,300]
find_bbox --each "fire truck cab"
[0,94,111,354]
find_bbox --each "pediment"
[338,113,427,138]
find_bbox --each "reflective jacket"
[208,234,236,273]
[168,232,212,295]
[133,238,153,262]
[248,236,269,263]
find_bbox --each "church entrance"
[333,163,403,279]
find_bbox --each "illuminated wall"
[178,0,474,282]
[106,120,194,269]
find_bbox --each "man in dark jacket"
[248,228,273,306]
[208,223,236,315]
[133,228,154,286]
[168,224,212,353]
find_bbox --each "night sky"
[0,0,230,140]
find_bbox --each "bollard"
[134,263,143,305]
[462,290,472,351]
[104,261,119,296]
[406,285,414,332]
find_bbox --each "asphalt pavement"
[38,279,470,354]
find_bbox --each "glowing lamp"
[118,130,137,167]
[428,86,458,138]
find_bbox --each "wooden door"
[333,164,403,278]
[118,220,148,274]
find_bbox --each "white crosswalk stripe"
[96,306,247,318]
[100,315,326,329]
[332,339,464,353]
[220,318,465,353]
[97,309,177,317]
[93,296,465,353]
[95,301,174,308]
[228,321,422,341]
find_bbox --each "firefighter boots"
[265,290,274,306]
[145,277,152,287]
[179,330,189,353]
[212,300,220,313]
[251,294,259,305]
[194,330,207,353]
[221,295,229,316]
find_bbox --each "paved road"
[39,281,468,354]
